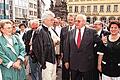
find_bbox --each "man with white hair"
[32,10,56,80]
[64,14,105,80]
[23,19,40,80]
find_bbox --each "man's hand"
[64,62,69,69]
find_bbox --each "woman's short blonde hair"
[0,19,12,29]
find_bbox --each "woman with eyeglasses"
[98,21,120,80]
[0,20,26,80]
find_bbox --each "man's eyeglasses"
[75,20,81,23]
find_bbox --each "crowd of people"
[0,10,120,80]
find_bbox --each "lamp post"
[3,0,6,19]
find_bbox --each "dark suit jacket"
[60,26,69,54]
[23,30,33,54]
[64,27,104,72]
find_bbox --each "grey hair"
[76,14,86,22]
[41,10,55,21]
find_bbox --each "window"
[114,5,118,12]
[19,8,22,16]
[106,5,111,12]
[29,11,33,15]
[29,3,33,8]
[9,6,12,9]
[75,6,78,12]
[22,9,26,15]
[100,5,104,12]
[69,6,72,13]
[93,6,97,12]
[34,11,37,16]
[81,6,85,13]
[15,7,18,16]
[34,4,37,9]
[87,6,91,12]
[9,1,12,5]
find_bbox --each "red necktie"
[77,29,81,48]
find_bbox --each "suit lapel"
[80,28,90,49]
[70,29,78,48]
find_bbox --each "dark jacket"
[60,26,69,53]
[32,25,56,68]
[23,30,33,54]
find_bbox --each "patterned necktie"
[77,29,81,48]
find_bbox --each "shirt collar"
[42,24,49,31]
[97,29,102,36]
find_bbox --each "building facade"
[9,0,29,24]
[0,0,9,19]
[9,0,38,24]
[28,0,37,19]
[67,0,120,24]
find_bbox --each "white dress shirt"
[75,26,85,45]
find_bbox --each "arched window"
[87,17,91,23]
[100,17,106,23]
[109,17,115,22]
[93,17,97,23]
[117,17,120,22]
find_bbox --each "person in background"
[98,21,120,80]
[23,19,40,80]
[60,14,75,80]
[0,19,26,80]
[54,17,62,37]
[17,23,26,40]
[60,19,68,28]
[93,20,110,80]
[93,20,110,38]
[32,10,56,80]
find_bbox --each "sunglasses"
[75,20,81,23]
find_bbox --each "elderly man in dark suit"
[64,14,104,80]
